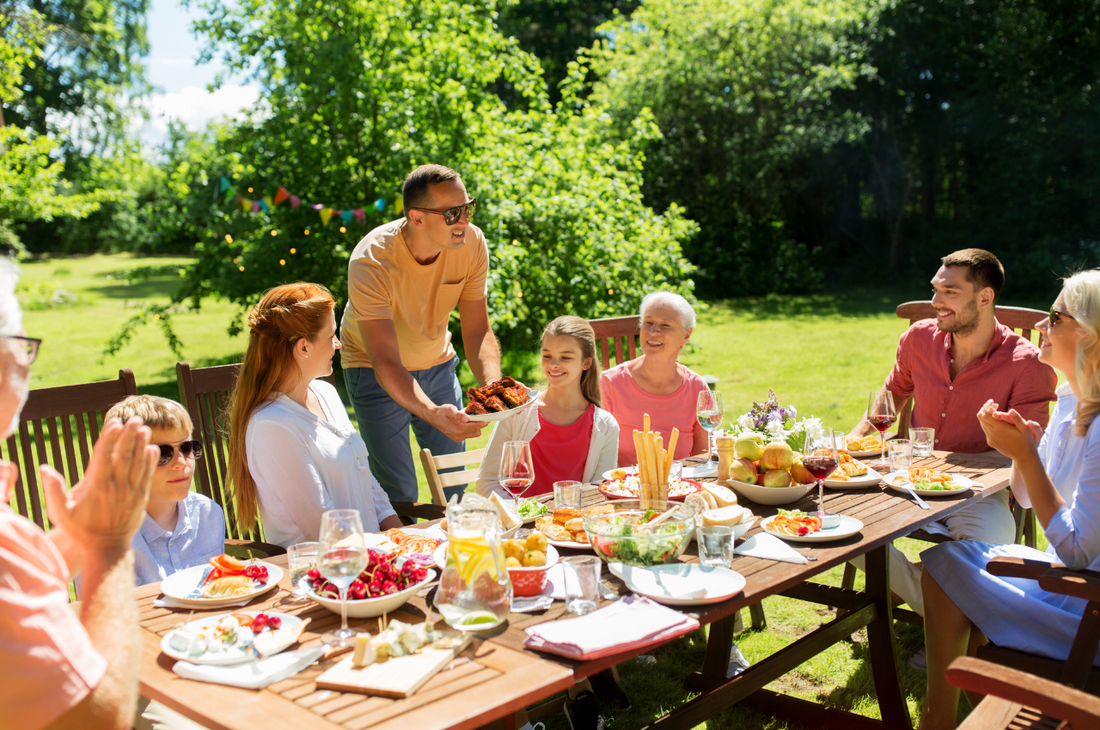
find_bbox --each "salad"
[588,509,691,566]
[516,497,549,520]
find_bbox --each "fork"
[187,566,213,599]
[898,482,930,510]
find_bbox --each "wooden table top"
[136,450,1011,729]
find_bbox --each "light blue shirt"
[132,491,226,586]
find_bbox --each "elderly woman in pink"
[600,291,710,466]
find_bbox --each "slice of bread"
[702,505,748,527]
[701,483,739,507]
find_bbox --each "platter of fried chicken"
[464,376,538,422]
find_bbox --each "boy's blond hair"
[105,395,193,434]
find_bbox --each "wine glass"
[317,509,367,647]
[803,428,840,524]
[867,389,897,468]
[696,390,724,461]
[498,441,535,504]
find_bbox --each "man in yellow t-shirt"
[340,164,501,502]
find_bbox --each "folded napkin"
[734,533,808,564]
[154,595,256,609]
[172,646,326,689]
[523,595,699,660]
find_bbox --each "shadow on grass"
[95,275,187,300]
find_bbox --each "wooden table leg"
[683,613,735,692]
[864,545,913,730]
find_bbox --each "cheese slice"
[702,483,738,508]
[352,632,375,668]
[491,492,521,531]
[702,505,748,527]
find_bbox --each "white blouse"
[246,380,397,547]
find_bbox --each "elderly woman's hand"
[977,399,1042,462]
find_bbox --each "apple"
[727,457,758,485]
[760,441,795,471]
[762,469,792,488]
[788,458,816,485]
[734,433,765,461]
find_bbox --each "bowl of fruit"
[302,549,436,618]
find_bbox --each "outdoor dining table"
[134,449,1011,730]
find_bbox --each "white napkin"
[154,596,256,609]
[172,647,326,689]
[546,563,566,600]
[734,533,808,564]
[524,595,699,660]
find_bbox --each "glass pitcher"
[434,506,512,631]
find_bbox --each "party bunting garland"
[219,176,402,226]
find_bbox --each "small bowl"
[581,500,694,567]
[507,544,559,597]
[301,569,436,618]
[726,479,815,506]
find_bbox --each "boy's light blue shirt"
[133,491,226,586]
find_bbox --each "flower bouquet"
[728,388,823,453]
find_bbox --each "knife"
[187,566,214,599]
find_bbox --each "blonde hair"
[1062,270,1100,436]
[542,316,602,408]
[229,282,336,533]
[105,395,192,434]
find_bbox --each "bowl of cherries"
[302,549,436,618]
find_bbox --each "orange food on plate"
[382,528,441,556]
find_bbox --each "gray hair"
[0,258,22,337]
[640,291,695,330]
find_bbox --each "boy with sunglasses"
[103,395,225,586]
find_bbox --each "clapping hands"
[977,399,1043,461]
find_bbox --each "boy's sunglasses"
[1050,307,1076,327]
[157,439,203,466]
[408,198,476,226]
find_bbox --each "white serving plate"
[823,469,882,489]
[761,514,864,543]
[301,569,436,618]
[601,466,638,481]
[545,537,592,551]
[883,471,976,496]
[607,562,747,606]
[160,562,282,608]
[161,611,304,666]
[465,390,540,422]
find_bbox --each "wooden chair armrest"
[986,556,1065,580]
[1039,566,1100,604]
[946,656,1100,726]
[391,501,446,522]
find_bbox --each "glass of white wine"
[318,509,367,647]
[696,390,724,461]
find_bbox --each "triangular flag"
[395,195,403,214]
[289,195,301,208]
[374,197,386,212]
[263,196,273,211]
[312,203,324,211]
[354,208,366,223]
[320,208,334,225]
[259,200,269,214]
[220,177,230,192]
[340,209,354,223]
[224,185,237,200]
[273,186,290,205]
[251,201,261,214]
[240,197,251,212]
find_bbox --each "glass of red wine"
[498,441,535,504]
[803,428,840,525]
[867,389,897,468]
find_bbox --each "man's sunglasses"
[157,439,203,466]
[408,198,476,226]
[1050,307,1076,327]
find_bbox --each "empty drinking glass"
[287,541,319,598]
[911,427,935,457]
[562,556,601,615]
[888,439,914,471]
[696,525,735,567]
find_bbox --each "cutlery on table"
[897,481,930,510]
[187,566,214,599]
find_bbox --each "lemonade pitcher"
[435,506,512,631]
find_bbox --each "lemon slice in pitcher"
[449,535,499,584]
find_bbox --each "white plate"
[883,471,976,496]
[761,514,864,543]
[546,537,592,550]
[847,434,896,458]
[302,569,436,618]
[602,466,638,481]
[824,470,882,489]
[514,498,551,525]
[465,390,540,422]
[160,611,304,666]
[607,562,746,606]
[432,542,559,571]
[160,562,282,608]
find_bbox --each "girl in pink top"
[601,292,710,466]
[476,317,619,498]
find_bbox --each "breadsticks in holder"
[633,415,679,504]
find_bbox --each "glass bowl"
[582,500,694,567]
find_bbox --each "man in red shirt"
[850,249,1057,616]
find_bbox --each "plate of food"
[597,475,703,502]
[516,496,551,525]
[535,508,592,549]
[464,377,539,422]
[824,453,881,489]
[845,434,896,458]
[161,611,307,666]
[884,468,977,496]
[606,562,746,606]
[602,466,638,482]
[160,554,282,608]
[761,511,864,543]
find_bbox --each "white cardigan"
[475,400,620,498]
[246,380,397,547]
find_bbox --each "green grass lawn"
[18,253,1051,729]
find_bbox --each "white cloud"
[138,84,261,146]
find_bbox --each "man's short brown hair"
[402,164,461,215]
[941,248,1005,304]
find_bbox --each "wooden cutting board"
[315,635,473,698]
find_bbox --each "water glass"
[887,439,914,472]
[696,525,735,567]
[669,461,683,482]
[562,556,601,615]
[911,427,935,457]
[287,541,319,598]
[553,480,583,511]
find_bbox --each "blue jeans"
[344,357,467,504]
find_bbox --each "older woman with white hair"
[600,291,710,465]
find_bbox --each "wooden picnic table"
[135,449,1011,730]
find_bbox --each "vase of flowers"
[728,388,823,453]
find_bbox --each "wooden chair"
[947,656,1100,729]
[588,315,640,370]
[419,447,486,507]
[4,369,138,532]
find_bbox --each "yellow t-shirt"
[340,218,489,371]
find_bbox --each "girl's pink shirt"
[529,404,595,496]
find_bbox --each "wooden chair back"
[948,656,1100,729]
[419,448,486,506]
[588,316,640,371]
[4,369,138,531]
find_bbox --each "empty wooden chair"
[588,315,641,370]
[419,447,486,507]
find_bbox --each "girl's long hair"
[228,282,335,533]
[542,316,602,408]
[1063,270,1100,436]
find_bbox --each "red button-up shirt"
[884,319,1057,454]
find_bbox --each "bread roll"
[553,508,581,524]
[701,483,739,508]
[565,517,585,533]
[702,505,749,527]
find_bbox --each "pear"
[734,433,765,461]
